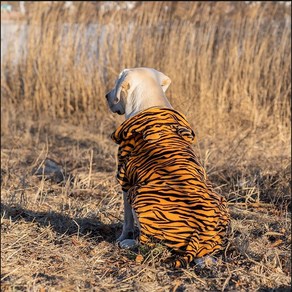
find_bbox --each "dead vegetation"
[1,2,291,291]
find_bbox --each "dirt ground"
[1,118,291,292]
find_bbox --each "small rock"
[32,158,70,184]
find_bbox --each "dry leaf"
[135,254,144,264]
[171,280,182,292]
[270,239,283,248]
[71,236,82,246]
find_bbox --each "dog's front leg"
[117,191,137,249]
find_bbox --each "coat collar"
[111,107,195,145]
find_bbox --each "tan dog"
[106,68,230,268]
[106,67,173,246]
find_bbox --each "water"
[1,21,114,66]
[1,12,290,67]
[1,22,28,63]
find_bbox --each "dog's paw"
[194,256,217,268]
[118,239,138,250]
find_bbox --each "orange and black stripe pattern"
[112,108,230,268]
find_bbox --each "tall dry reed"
[1,2,291,138]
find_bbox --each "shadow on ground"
[1,203,120,243]
[258,287,292,292]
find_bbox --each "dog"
[106,67,230,268]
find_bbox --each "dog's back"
[112,107,230,268]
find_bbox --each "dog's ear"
[157,71,171,92]
[114,70,130,104]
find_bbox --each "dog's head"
[105,67,172,119]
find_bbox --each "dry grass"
[1,2,291,291]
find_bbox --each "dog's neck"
[125,85,172,119]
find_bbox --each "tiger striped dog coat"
[112,107,230,268]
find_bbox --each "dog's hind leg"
[117,191,135,242]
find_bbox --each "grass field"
[1,2,291,291]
